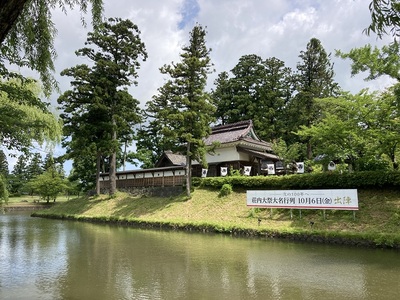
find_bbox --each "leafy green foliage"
[0,150,8,177]
[366,0,400,39]
[0,174,8,204]
[8,154,29,195]
[336,42,400,81]
[1,0,104,94]
[26,153,43,179]
[199,171,400,190]
[272,139,303,174]
[286,38,338,158]
[135,86,177,168]
[0,77,61,153]
[27,168,68,203]
[212,55,293,141]
[58,18,147,194]
[296,89,400,171]
[219,183,232,197]
[142,24,215,196]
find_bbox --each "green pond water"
[1,211,399,300]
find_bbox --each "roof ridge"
[211,120,252,133]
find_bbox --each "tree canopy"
[0,0,104,93]
[59,17,147,194]
[212,55,293,141]
[336,42,400,82]
[366,0,400,39]
[0,77,62,153]
[139,24,215,196]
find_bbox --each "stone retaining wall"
[101,186,184,197]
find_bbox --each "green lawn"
[32,187,400,248]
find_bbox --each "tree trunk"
[109,151,117,195]
[122,141,127,171]
[95,152,101,196]
[307,140,313,160]
[109,117,117,195]
[185,142,191,198]
[0,0,28,44]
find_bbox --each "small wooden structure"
[100,120,280,191]
[99,165,186,192]
[157,120,280,177]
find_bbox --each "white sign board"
[247,189,358,210]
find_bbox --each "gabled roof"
[205,120,253,145]
[154,150,186,167]
[205,120,273,151]
[155,120,277,168]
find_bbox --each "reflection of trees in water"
[3,215,400,299]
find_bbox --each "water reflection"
[1,212,400,300]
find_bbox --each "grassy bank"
[32,188,400,248]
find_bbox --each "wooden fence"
[99,166,186,189]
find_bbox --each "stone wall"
[101,186,184,197]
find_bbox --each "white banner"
[201,168,208,178]
[296,162,304,173]
[247,189,358,210]
[267,164,275,175]
[244,166,251,176]
[221,167,228,177]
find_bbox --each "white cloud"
[4,0,398,173]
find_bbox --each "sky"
[4,0,396,173]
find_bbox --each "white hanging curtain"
[267,164,275,175]
[244,166,251,176]
[220,167,228,177]
[296,162,304,173]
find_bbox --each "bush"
[219,183,232,197]
[198,171,400,190]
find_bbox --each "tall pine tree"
[59,18,147,195]
[147,24,215,197]
[212,55,294,141]
[287,38,338,159]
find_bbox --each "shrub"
[198,171,400,190]
[219,183,232,197]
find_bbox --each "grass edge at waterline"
[32,188,400,249]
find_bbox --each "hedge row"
[194,171,400,190]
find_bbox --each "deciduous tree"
[366,0,400,39]
[336,42,400,81]
[27,167,68,203]
[0,78,62,153]
[0,150,8,177]
[0,0,103,93]
[296,91,388,171]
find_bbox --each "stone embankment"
[2,203,52,212]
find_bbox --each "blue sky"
[4,0,395,174]
[178,0,200,29]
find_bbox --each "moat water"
[1,211,399,300]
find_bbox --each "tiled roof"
[154,150,186,167]
[205,120,273,152]
[205,120,253,145]
[165,151,186,165]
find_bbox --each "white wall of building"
[205,146,250,163]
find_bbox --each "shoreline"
[2,204,53,212]
[32,211,400,250]
[28,188,400,250]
